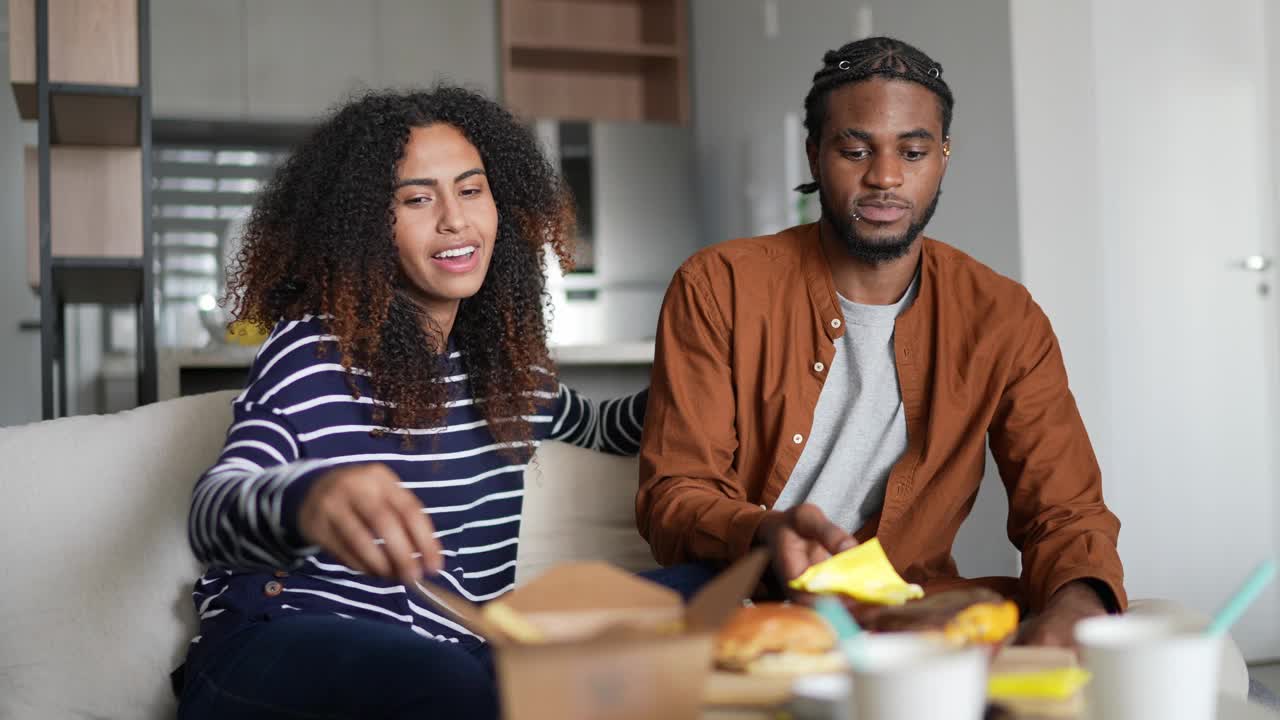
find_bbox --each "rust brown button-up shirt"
[637,223,1126,612]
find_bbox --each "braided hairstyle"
[797,36,953,193]
[227,87,575,452]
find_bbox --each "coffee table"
[701,693,1276,719]
[700,645,1278,719]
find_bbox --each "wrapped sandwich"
[866,587,1020,647]
[787,538,1020,647]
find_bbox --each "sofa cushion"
[516,441,656,583]
[0,390,655,719]
[0,391,234,720]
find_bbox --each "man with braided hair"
[639,37,1123,647]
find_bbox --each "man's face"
[807,77,949,264]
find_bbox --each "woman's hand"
[298,463,444,585]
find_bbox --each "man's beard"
[819,184,942,264]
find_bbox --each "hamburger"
[714,603,847,675]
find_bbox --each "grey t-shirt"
[773,275,920,532]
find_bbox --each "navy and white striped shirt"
[185,316,646,666]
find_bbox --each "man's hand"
[754,503,857,597]
[298,463,444,586]
[1015,580,1110,648]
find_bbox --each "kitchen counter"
[158,341,655,400]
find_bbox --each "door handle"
[1233,255,1273,272]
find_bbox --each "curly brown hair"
[226,87,575,450]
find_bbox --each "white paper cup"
[848,633,988,720]
[1075,614,1223,720]
[791,672,853,720]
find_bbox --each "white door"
[1013,0,1280,661]
[1092,0,1280,663]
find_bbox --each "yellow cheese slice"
[787,538,924,606]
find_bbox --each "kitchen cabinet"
[147,0,501,122]
[501,0,689,124]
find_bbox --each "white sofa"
[0,391,656,720]
[0,392,1250,719]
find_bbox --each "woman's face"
[391,123,499,318]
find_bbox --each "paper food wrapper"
[788,538,924,605]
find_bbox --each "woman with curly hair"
[174,86,650,719]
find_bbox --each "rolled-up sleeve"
[989,296,1127,612]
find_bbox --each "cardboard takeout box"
[414,550,769,720]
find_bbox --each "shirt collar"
[799,222,937,342]
[798,223,845,342]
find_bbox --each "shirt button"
[793,433,804,444]
[264,580,284,598]
[830,318,842,329]
[813,361,825,372]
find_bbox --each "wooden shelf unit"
[23,145,144,290]
[9,0,155,418]
[9,0,140,118]
[51,258,145,306]
[501,0,689,125]
[47,84,142,146]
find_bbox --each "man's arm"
[988,295,1127,616]
[636,267,769,564]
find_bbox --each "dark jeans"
[177,563,717,720]
[638,561,721,601]
[177,614,498,720]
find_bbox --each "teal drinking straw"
[1207,559,1277,637]
[814,596,865,669]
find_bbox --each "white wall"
[1008,3,1110,466]
[689,0,1022,578]
[0,0,42,427]
[689,0,855,249]
[863,0,1022,280]
[689,0,1022,277]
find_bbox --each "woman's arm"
[546,384,648,456]
[188,403,328,570]
[189,401,443,584]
